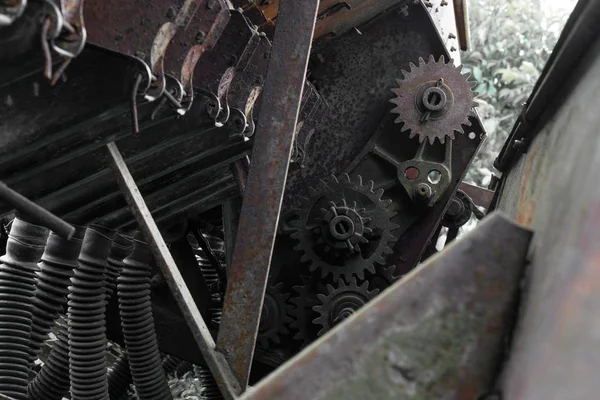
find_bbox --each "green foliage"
[462,0,575,186]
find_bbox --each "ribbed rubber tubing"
[105,233,133,301]
[118,235,172,400]
[0,218,48,399]
[108,353,132,400]
[27,326,70,400]
[28,226,85,368]
[68,225,114,400]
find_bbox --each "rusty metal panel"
[239,213,532,400]
[497,23,600,399]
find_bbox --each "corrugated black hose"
[28,227,120,400]
[68,225,115,400]
[0,218,48,399]
[28,226,85,370]
[117,234,172,400]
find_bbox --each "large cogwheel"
[390,54,477,144]
[257,282,293,349]
[290,174,398,281]
[312,278,379,336]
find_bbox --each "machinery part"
[194,364,222,400]
[367,264,401,292]
[162,354,192,378]
[373,139,453,207]
[27,326,70,400]
[0,218,48,399]
[257,282,293,349]
[216,0,319,389]
[105,233,133,301]
[237,213,533,400]
[291,174,398,281]
[0,0,27,26]
[29,227,85,367]
[0,181,76,239]
[117,236,172,400]
[313,278,378,336]
[289,275,319,345]
[442,189,473,230]
[390,54,476,144]
[68,225,114,400]
[108,353,132,400]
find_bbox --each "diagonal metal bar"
[237,213,533,400]
[106,142,241,400]
[216,0,320,389]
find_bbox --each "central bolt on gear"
[291,174,398,281]
[390,54,477,144]
[257,282,293,349]
[313,278,379,336]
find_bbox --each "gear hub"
[290,174,398,281]
[390,54,477,144]
[313,278,379,336]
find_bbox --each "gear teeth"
[409,62,417,72]
[340,173,350,184]
[383,246,394,255]
[437,136,444,145]
[374,187,384,199]
[300,254,310,263]
[428,54,435,63]
[418,57,425,66]
[375,256,387,265]
[354,175,363,187]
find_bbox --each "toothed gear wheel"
[313,278,379,336]
[289,275,319,345]
[390,54,476,144]
[257,282,293,349]
[369,264,401,292]
[291,174,398,281]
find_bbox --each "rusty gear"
[390,54,476,144]
[312,278,379,336]
[289,275,320,346]
[257,282,293,349]
[290,174,398,281]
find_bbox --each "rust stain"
[516,149,537,227]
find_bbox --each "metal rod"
[0,181,75,239]
[216,0,320,389]
[106,142,241,399]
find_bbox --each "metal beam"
[106,142,241,399]
[216,0,320,389]
[238,213,532,400]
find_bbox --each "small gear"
[390,54,476,144]
[257,282,293,349]
[289,275,320,345]
[291,174,398,281]
[368,264,402,292]
[313,278,379,336]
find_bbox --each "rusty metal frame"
[106,142,241,399]
[238,213,532,400]
[215,0,320,389]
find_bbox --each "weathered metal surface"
[496,15,600,398]
[239,212,532,400]
[216,0,319,389]
[106,142,241,400]
[459,182,494,210]
[0,0,26,26]
[0,181,75,239]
